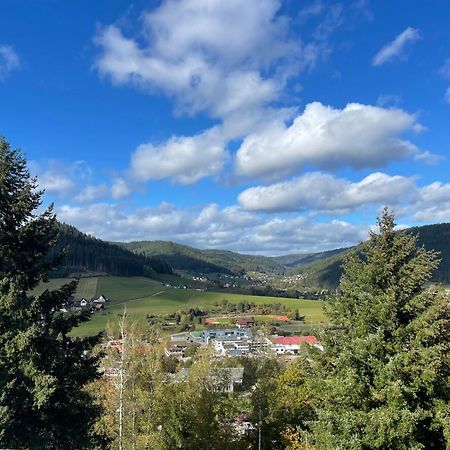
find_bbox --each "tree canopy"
[0,137,105,449]
[306,208,450,449]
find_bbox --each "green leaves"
[306,209,450,449]
[0,138,104,449]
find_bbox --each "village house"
[235,318,255,328]
[93,294,108,303]
[164,341,191,358]
[63,296,90,312]
[270,335,322,355]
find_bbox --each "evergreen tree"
[0,138,105,449]
[306,208,450,449]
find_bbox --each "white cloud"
[95,0,377,185]
[38,172,75,196]
[54,174,450,254]
[376,94,401,107]
[111,178,132,199]
[130,127,227,184]
[0,44,20,80]
[372,27,421,66]
[235,102,427,180]
[55,201,370,254]
[74,184,109,203]
[94,0,304,123]
[74,179,134,202]
[250,217,369,253]
[238,172,417,213]
[411,182,450,222]
[419,181,450,204]
[392,180,450,223]
[298,0,325,23]
[32,159,132,202]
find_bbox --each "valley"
[36,275,326,336]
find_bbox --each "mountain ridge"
[51,222,450,287]
[120,222,450,287]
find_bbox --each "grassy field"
[32,277,99,299]
[34,276,327,336]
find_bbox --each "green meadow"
[36,276,327,336]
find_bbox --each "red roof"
[272,335,319,346]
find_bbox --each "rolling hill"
[48,221,450,289]
[289,222,450,288]
[272,248,349,269]
[48,224,173,278]
[120,240,285,275]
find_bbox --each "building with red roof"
[270,335,322,354]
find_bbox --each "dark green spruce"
[0,138,106,449]
[49,223,173,278]
[306,209,450,449]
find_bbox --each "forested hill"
[121,240,284,275]
[48,224,173,278]
[272,247,349,268]
[291,222,450,288]
[51,221,450,285]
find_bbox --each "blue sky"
[1,0,449,254]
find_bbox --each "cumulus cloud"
[74,179,134,202]
[32,159,133,202]
[235,102,427,180]
[74,184,109,203]
[238,172,417,213]
[54,172,450,254]
[111,178,132,199]
[250,217,369,253]
[55,201,370,254]
[409,181,450,222]
[95,0,377,184]
[0,44,20,80]
[130,127,227,184]
[37,172,75,197]
[372,27,421,66]
[94,0,307,123]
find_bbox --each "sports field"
[36,276,327,336]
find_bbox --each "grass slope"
[32,277,99,299]
[66,276,326,336]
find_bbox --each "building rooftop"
[272,335,319,346]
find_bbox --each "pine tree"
[307,208,450,449]
[0,138,105,449]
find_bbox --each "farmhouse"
[93,295,108,303]
[63,296,91,312]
